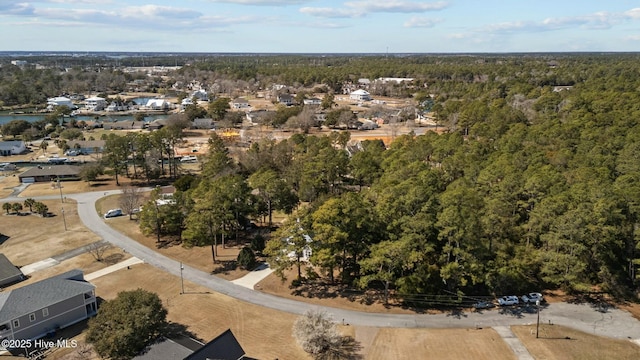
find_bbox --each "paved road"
[66,190,640,341]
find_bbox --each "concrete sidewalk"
[85,257,144,281]
[493,326,535,360]
[231,262,273,289]
[20,258,60,275]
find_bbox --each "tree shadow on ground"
[103,253,124,265]
[325,336,364,360]
[210,260,238,275]
[446,308,468,319]
[566,292,616,313]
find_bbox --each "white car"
[498,296,519,306]
[521,292,544,304]
[104,208,122,218]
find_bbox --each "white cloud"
[345,0,448,13]
[301,0,448,18]
[299,7,360,18]
[624,8,640,19]
[484,8,640,34]
[207,0,310,5]
[404,16,441,28]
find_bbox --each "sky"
[1,0,640,53]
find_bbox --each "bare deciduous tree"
[119,185,144,220]
[293,310,362,360]
[88,242,112,262]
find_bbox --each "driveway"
[68,190,640,340]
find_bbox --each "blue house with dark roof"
[0,270,96,344]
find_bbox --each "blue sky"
[1,0,639,53]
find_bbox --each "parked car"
[521,292,544,304]
[473,301,495,309]
[498,296,519,306]
[104,208,122,218]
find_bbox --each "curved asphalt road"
[37,190,638,340]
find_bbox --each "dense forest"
[3,53,640,303]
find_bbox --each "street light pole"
[180,262,185,295]
[536,299,541,338]
[58,179,64,203]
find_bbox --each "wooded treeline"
[4,52,639,301]
[133,54,640,302]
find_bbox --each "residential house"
[232,98,250,110]
[145,99,170,111]
[0,141,26,156]
[303,98,321,106]
[18,164,81,183]
[286,234,313,262]
[103,120,145,130]
[105,101,128,112]
[46,96,76,110]
[277,94,294,106]
[245,110,275,126]
[147,119,169,131]
[190,89,209,102]
[134,329,248,360]
[180,97,194,110]
[0,254,24,288]
[349,89,371,102]
[376,77,414,84]
[0,269,97,343]
[84,96,107,111]
[65,140,106,154]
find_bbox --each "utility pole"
[180,262,185,295]
[536,300,541,338]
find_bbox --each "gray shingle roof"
[0,254,23,286]
[0,269,94,324]
[18,164,81,178]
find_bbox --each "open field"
[0,199,100,267]
[512,324,640,360]
[365,327,516,360]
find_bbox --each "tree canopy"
[86,289,168,360]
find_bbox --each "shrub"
[237,246,256,270]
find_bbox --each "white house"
[303,98,321,106]
[190,89,209,101]
[286,234,313,262]
[106,101,128,112]
[145,98,170,110]
[232,98,250,109]
[349,89,371,102]
[85,96,107,111]
[277,94,294,106]
[181,97,194,110]
[47,96,75,110]
[0,141,26,156]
